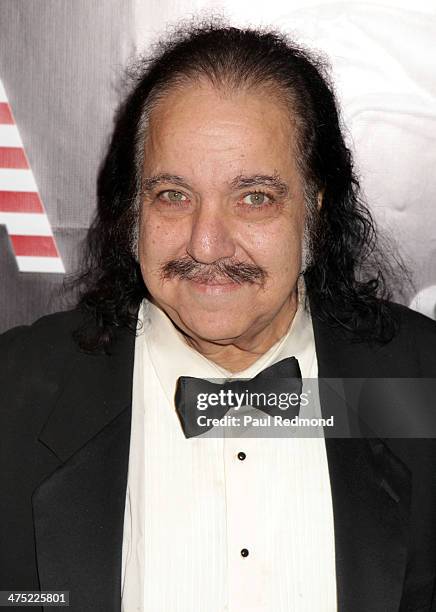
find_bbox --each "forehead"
[143,81,300,184]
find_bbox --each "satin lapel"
[32,325,136,612]
[311,311,411,612]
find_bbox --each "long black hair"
[71,21,408,352]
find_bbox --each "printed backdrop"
[0,0,435,332]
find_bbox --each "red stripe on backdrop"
[0,147,28,168]
[0,103,14,124]
[10,235,58,257]
[0,191,44,212]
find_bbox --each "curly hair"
[71,20,407,352]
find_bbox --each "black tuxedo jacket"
[1,302,436,612]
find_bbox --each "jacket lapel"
[32,325,136,612]
[312,311,411,612]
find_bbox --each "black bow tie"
[174,356,302,438]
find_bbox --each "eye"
[159,190,188,203]
[241,192,273,206]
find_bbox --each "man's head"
[76,22,399,351]
[138,80,308,346]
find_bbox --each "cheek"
[139,213,185,267]
[244,219,303,280]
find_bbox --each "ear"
[317,188,325,210]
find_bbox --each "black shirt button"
[237,451,246,461]
[240,548,249,557]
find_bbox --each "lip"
[188,279,242,294]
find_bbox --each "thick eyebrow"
[142,172,290,198]
[230,174,289,198]
[142,174,191,193]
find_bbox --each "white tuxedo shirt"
[121,295,337,611]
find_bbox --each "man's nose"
[186,203,236,264]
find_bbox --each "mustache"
[161,256,267,285]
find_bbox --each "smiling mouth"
[186,277,242,294]
[189,278,240,286]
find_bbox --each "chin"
[180,314,250,343]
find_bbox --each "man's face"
[138,81,307,346]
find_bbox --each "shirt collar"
[140,282,315,406]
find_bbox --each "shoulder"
[388,300,436,337]
[0,308,86,368]
[384,302,436,375]
[0,306,136,397]
[312,299,436,377]
[0,308,85,343]
[0,309,89,421]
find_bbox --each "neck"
[182,291,299,373]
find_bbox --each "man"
[1,23,436,612]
